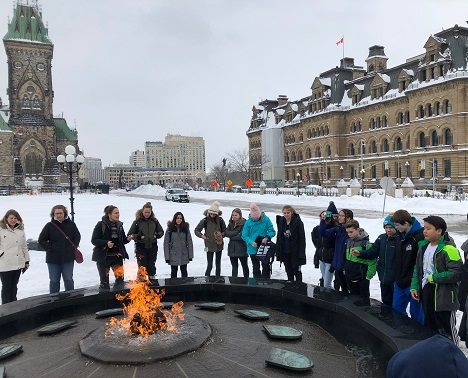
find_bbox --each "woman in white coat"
[0,209,30,304]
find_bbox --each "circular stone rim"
[79,315,212,364]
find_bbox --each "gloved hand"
[22,262,29,274]
[166,260,170,264]
[189,258,192,261]
[329,266,335,274]
[428,274,434,284]
[314,262,319,269]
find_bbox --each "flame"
[106,267,184,338]
[113,265,124,279]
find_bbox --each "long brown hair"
[0,209,23,228]
[169,212,188,232]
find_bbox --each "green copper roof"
[3,4,52,45]
[0,111,12,132]
[54,118,77,141]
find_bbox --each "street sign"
[379,177,395,191]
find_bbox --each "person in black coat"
[38,205,81,293]
[312,210,336,288]
[276,205,306,282]
[91,205,130,290]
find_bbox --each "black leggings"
[205,251,222,276]
[171,265,188,278]
[229,256,249,278]
[135,246,157,277]
[250,255,270,278]
[0,270,21,304]
[282,254,302,282]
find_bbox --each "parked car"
[165,188,190,202]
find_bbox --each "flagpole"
[342,35,344,60]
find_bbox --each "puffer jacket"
[164,222,193,266]
[0,221,29,272]
[91,216,129,263]
[394,218,424,289]
[319,221,348,270]
[194,210,226,252]
[312,221,336,264]
[225,218,248,257]
[276,214,306,267]
[360,232,400,285]
[410,236,463,312]
[343,229,377,281]
[241,212,276,255]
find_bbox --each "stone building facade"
[0,2,79,188]
[247,25,468,189]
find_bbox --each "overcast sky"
[0,0,467,169]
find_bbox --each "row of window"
[286,126,331,144]
[285,145,332,162]
[416,100,451,119]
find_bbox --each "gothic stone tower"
[3,1,78,187]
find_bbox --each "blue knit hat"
[383,215,396,229]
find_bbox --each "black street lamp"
[296,172,300,197]
[57,145,84,222]
[405,161,410,178]
[360,168,365,196]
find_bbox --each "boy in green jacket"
[410,215,463,342]
[345,219,376,306]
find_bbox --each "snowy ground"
[1,188,467,353]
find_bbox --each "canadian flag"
[336,37,344,46]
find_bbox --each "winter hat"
[326,201,338,215]
[383,215,396,229]
[249,203,261,220]
[207,201,221,215]
[232,208,242,217]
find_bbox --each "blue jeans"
[392,283,424,325]
[319,261,334,289]
[47,262,74,293]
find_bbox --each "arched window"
[426,103,433,117]
[431,130,438,146]
[299,133,304,142]
[395,137,402,151]
[405,111,410,123]
[351,122,355,133]
[349,144,355,156]
[418,132,426,147]
[325,145,331,157]
[320,126,325,136]
[398,112,404,124]
[315,146,321,157]
[306,147,311,159]
[382,139,389,152]
[312,129,316,138]
[434,101,440,116]
[285,152,289,162]
[371,140,377,153]
[418,105,424,118]
[357,122,361,132]
[291,151,296,161]
[377,117,381,128]
[443,99,451,114]
[444,128,453,145]
[25,152,43,176]
[307,129,312,139]
[325,126,329,135]
[298,151,303,160]
[21,95,31,110]
[383,115,388,127]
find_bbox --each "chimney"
[340,57,355,68]
[366,45,388,73]
[277,95,288,106]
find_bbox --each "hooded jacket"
[38,217,81,264]
[319,222,348,270]
[242,212,276,255]
[343,229,376,281]
[410,235,463,312]
[0,221,29,272]
[276,214,306,267]
[394,218,424,289]
[164,222,193,266]
[91,216,129,263]
[387,335,468,378]
[225,217,248,257]
[127,213,164,251]
[312,220,336,264]
[194,210,227,252]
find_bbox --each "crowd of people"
[0,200,467,351]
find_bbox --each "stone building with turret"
[248,24,468,190]
[0,1,79,188]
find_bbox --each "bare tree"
[227,149,249,179]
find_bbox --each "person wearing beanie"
[194,201,226,277]
[127,202,164,281]
[318,208,354,294]
[352,215,400,306]
[225,208,249,278]
[312,209,336,288]
[242,203,276,278]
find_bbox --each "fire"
[106,267,184,338]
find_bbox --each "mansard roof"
[4,3,52,45]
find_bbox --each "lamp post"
[296,172,300,197]
[360,168,365,196]
[405,161,410,177]
[340,165,344,180]
[56,145,84,222]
